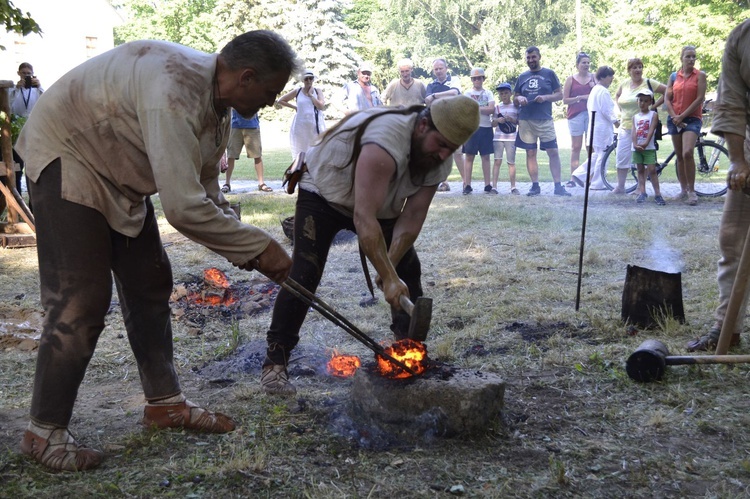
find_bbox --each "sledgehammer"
[626,339,750,382]
[399,295,432,342]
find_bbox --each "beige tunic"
[298,108,451,218]
[16,40,272,266]
[711,19,750,161]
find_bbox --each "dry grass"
[2,188,750,497]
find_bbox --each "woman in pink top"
[563,52,595,187]
[666,45,707,206]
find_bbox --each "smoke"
[641,236,684,274]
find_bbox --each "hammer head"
[626,339,669,382]
[407,297,432,342]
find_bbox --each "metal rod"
[576,111,596,310]
[280,279,417,375]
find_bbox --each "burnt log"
[621,264,684,328]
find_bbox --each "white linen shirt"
[16,40,272,266]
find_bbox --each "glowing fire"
[376,339,427,379]
[204,267,230,288]
[187,267,237,305]
[327,353,362,377]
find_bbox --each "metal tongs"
[280,278,416,376]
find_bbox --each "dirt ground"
[3,192,750,497]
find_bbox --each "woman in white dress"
[572,66,619,188]
[276,71,326,158]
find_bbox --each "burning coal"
[376,339,427,379]
[327,353,362,377]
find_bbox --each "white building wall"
[0,0,122,87]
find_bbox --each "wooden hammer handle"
[399,294,414,316]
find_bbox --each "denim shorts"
[567,111,589,137]
[667,116,702,136]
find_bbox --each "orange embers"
[204,267,231,289]
[327,353,362,378]
[189,268,236,305]
[376,339,427,379]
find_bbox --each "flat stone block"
[350,364,505,437]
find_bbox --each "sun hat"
[302,70,315,79]
[470,68,485,78]
[430,95,479,146]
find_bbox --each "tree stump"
[621,264,684,328]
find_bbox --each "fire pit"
[170,267,277,325]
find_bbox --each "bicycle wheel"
[693,141,728,197]
[599,144,638,193]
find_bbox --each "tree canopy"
[0,0,41,50]
[112,0,750,103]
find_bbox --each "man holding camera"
[10,62,43,117]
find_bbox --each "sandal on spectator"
[437,182,450,192]
[20,428,103,471]
[221,184,231,194]
[565,180,576,188]
[143,399,235,433]
[258,183,273,192]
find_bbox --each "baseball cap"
[636,89,653,98]
[495,82,512,92]
[431,95,480,146]
[470,68,485,78]
[359,62,373,73]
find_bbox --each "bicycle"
[599,101,729,197]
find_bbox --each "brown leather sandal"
[142,399,235,433]
[20,429,103,471]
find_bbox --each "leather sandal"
[20,429,103,471]
[686,328,740,352]
[221,184,231,193]
[142,400,235,433]
[258,183,273,192]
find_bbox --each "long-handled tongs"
[281,278,416,375]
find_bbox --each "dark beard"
[409,137,443,183]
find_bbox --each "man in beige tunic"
[15,31,298,471]
[382,58,426,107]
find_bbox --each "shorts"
[515,119,558,150]
[227,127,262,159]
[667,116,702,136]
[631,149,657,165]
[567,111,589,137]
[493,141,516,164]
[462,126,494,156]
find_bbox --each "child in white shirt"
[632,89,664,205]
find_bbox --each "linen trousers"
[29,159,181,426]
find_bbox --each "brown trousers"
[29,159,180,427]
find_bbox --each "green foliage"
[109,0,750,101]
[0,0,41,50]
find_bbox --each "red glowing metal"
[327,353,362,378]
[376,339,427,379]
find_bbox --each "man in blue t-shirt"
[514,46,570,197]
[223,111,272,193]
[426,58,463,192]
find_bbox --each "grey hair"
[220,30,301,82]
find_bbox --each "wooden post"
[0,80,16,223]
[0,79,36,247]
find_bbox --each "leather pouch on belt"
[282,152,307,194]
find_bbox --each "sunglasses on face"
[304,77,314,81]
